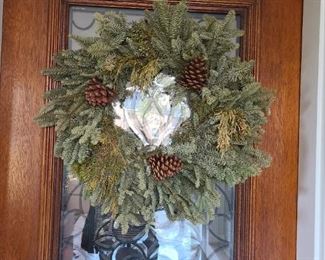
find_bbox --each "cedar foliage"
[35,1,274,233]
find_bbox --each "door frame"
[0,0,302,259]
[297,0,325,258]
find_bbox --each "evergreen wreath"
[36,1,274,233]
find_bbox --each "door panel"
[0,0,302,260]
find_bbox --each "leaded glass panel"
[60,6,238,260]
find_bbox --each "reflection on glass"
[61,6,236,260]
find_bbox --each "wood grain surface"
[254,0,302,259]
[0,0,302,259]
[0,0,49,259]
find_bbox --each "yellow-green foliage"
[71,122,127,216]
[114,55,160,88]
[98,20,161,88]
[216,109,250,155]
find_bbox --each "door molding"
[38,1,65,259]
[39,1,261,259]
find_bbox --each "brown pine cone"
[178,57,208,92]
[147,154,183,181]
[85,77,117,107]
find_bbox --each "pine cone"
[85,78,117,107]
[178,57,208,92]
[147,154,182,181]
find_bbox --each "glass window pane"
[61,6,239,260]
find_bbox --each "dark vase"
[81,206,159,260]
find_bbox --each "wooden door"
[0,0,302,259]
